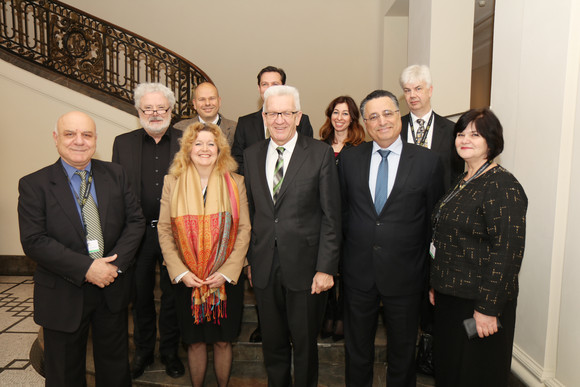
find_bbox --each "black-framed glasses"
[139,107,170,115]
[264,111,298,120]
[364,110,399,122]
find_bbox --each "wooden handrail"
[0,0,211,117]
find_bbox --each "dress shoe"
[249,327,262,343]
[131,353,154,379]
[161,354,185,378]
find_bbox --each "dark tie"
[75,170,104,259]
[273,147,285,203]
[374,150,391,213]
[415,118,426,145]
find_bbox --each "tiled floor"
[0,276,44,386]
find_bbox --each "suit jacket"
[338,141,445,296]
[173,115,237,147]
[112,127,183,201]
[18,159,145,332]
[401,112,464,189]
[243,134,341,291]
[232,110,314,174]
[158,173,251,284]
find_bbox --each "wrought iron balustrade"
[0,0,210,117]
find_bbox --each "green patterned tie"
[273,147,285,203]
[75,170,104,259]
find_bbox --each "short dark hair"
[257,66,286,85]
[454,108,504,160]
[359,90,399,118]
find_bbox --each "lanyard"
[432,161,491,236]
[409,112,434,146]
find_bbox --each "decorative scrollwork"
[0,0,210,117]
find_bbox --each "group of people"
[17,64,527,387]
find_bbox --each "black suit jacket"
[18,159,145,332]
[112,127,183,201]
[401,112,464,189]
[339,141,445,296]
[232,110,314,174]
[243,134,341,291]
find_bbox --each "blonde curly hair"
[168,122,237,177]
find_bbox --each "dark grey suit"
[243,133,341,386]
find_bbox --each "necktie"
[273,147,285,203]
[75,170,104,259]
[374,150,391,213]
[415,118,426,145]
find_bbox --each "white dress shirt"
[369,136,403,202]
[266,131,298,199]
[407,110,434,148]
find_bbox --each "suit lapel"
[92,161,110,239]
[49,161,86,241]
[359,142,376,210]
[275,135,308,205]
[384,142,414,210]
[430,114,446,151]
[255,140,274,209]
[131,130,144,197]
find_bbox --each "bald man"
[18,111,145,386]
[174,82,237,146]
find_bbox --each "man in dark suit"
[244,85,341,386]
[399,64,464,189]
[18,111,145,386]
[112,83,185,379]
[339,90,445,387]
[174,82,237,146]
[232,65,314,175]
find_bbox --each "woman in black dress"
[318,96,365,340]
[158,123,251,387]
[430,108,527,386]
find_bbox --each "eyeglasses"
[139,107,170,115]
[364,110,399,123]
[264,111,298,120]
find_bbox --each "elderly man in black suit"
[243,85,341,387]
[338,90,445,387]
[112,83,185,379]
[399,64,464,189]
[18,111,145,386]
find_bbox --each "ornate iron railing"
[0,0,211,117]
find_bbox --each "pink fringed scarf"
[170,165,240,324]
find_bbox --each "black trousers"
[253,249,327,387]
[43,284,130,387]
[132,226,180,357]
[433,291,516,387]
[344,284,421,387]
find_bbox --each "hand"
[429,288,435,306]
[181,272,204,288]
[473,310,498,338]
[311,272,334,294]
[85,254,119,288]
[246,266,253,287]
[204,272,226,289]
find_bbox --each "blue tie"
[374,149,391,213]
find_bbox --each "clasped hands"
[181,271,226,289]
[85,254,119,288]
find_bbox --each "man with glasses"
[112,83,185,380]
[338,90,444,387]
[243,85,341,387]
[174,82,237,146]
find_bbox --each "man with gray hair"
[112,82,185,379]
[399,64,464,189]
[243,85,341,386]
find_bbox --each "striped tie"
[273,147,285,203]
[75,170,104,259]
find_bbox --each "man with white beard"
[112,83,185,380]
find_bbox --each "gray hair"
[263,85,301,112]
[360,90,399,118]
[399,64,432,88]
[133,83,176,110]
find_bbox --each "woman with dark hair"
[158,122,250,387]
[429,108,527,386]
[319,96,365,341]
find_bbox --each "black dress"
[430,165,527,387]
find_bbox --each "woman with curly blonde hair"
[158,122,250,387]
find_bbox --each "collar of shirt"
[142,127,171,142]
[198,114,220,125]
[369,137,403,202]
[266,131,299,197]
